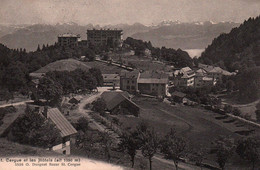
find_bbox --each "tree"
[161,128,187,170]
[89,68,103,86]
[3,61,29,92]
[189,148,206,170]
[10,106,61,148]
[100,131,113,162]
[137,123,160,170]
[118,130,140,168]
[92,98,106,114]
[37,44,41,51]
[236,137,260,170]
[212,136,235,170]
[76,117,89,133]
[226,80,235,92]
[224,105,233,113]
[36,77,63,106]
[256,110,260,122]
[76,130,96,158]
[85,49,96,61]
[232,108,242,116]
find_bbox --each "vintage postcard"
[0,0,259,169]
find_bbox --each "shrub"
[224,105,233,113]
[92,98,106,114]
[256,110,260,122]
[76,117,89,132]
[233,108,242,116]
[10,106,61,148]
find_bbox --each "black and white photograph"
[0,0,260,169]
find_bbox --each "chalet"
[194,69,216,88]
[120,70,140,93]
[173,67,195,87]
[3,105,77,155]
[58,33,80,47]
[102,74,120,87]
[138,71,168,97]
[46,108,77,155]
[198,63,234,82]
[101,91,140,117]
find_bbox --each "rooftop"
[120,70,140,79]
[58,33,80,38]
[101,91,138,111]
[47,108,77,137]
[102,74,120,80]
[138,71,168,84]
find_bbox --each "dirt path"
[0,100,33,108]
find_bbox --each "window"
[132,80,134,83]
[131,86,135,90]
[63,150,66,155]
[127,80,130,84]
[127,86,130,90]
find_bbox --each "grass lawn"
[0,138,58,157]
[84,61,124,74]
[114,97,260,169]
[220,92,260,120]
[70,128,191,170]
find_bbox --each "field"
[220,92,260,120]
[34,58,91,73]
[84,61,124,74]
[114,97,260,169]
[0,138,58,157]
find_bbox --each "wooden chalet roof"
[138,71,168,84]
[47,108,77,137]
[101,91,139,111]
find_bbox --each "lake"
[184,49,205,58]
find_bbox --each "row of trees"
[32,68,103,106]
[124,37,193,68]
[119,123,186,170]
[119,124,260,170]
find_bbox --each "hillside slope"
[34,59,91,73]
[200,16,260,71]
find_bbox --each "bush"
[76,117,89,132]
[256,110,260,122]
[224,105,233,113]
[233,108,242,116]
[92,98,106,114]
[10,106,61,148]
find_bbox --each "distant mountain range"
[0,21,239,52]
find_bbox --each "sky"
[0,0,260,26]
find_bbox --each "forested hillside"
[0,43,93,101]
[200,16,260,71]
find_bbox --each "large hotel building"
[58,33,80,47]
[87,29,123,48]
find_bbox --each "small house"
[102,74,120,87]
[101,91,140,117]
[46,108,77,155]
[68,97,80,105]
